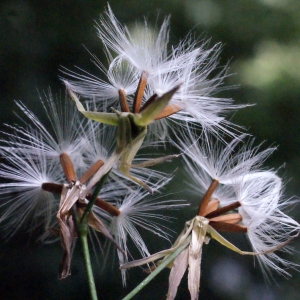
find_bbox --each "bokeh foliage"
[0,0,300,299]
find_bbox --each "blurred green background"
[1,0,300,299]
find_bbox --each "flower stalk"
[78,212,98,300]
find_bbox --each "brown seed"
[79,160,104,184]
[60,153,76,182]
[119,89,130,112]
[133,71,148,113]
[197,179,219,216]
[209,213,242,224]
[86,195,120,217]
[205,201,241,219]
[203,199,219,216]
[209,221,247,233]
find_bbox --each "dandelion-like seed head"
[0,4,299,300]
[1,92,88,174]
[62,4,247,141]
[0,147,62,239]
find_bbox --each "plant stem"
[122,236,191,300]
[81,171,110,223]
[77,170,111,299]
[78,214,98,300]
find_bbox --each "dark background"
[1,0,300,299]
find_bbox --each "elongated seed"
[60,153,76,182]
[119,89,130,112]
[209,221,247,233]
[79,160,104,184]
[205,201,241,219]
[197,179,219,216]
[133,71,148,113]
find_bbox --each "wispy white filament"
[0,148,62,238]
[1,92,87,173]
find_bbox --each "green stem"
[77,170,111,299]
[78,216,98,300]
[81,170,110,223]
[122,236,191,300]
